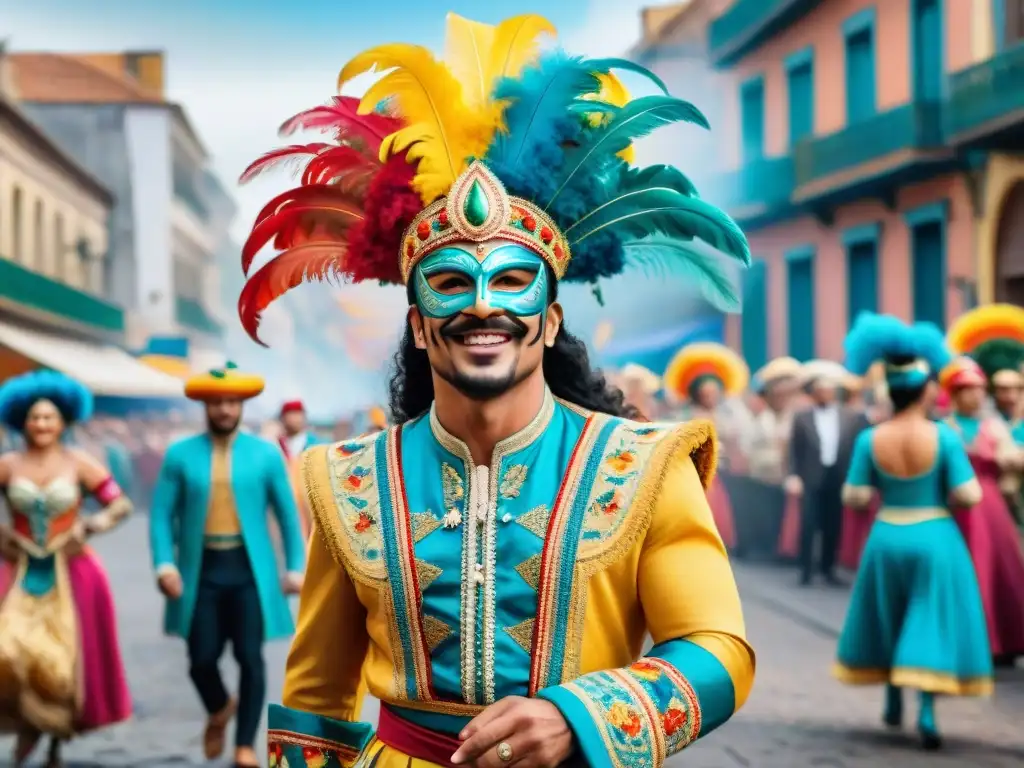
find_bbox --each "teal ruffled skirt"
[834,514,993,695]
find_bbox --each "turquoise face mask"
[412,244,549,319]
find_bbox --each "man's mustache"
[440,314,528,339]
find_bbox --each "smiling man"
[240,13,755,768]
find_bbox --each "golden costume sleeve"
[269,524,374,767]
[538,450,756,767]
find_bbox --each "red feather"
[238,242,348,345]
[238,143,332,184]
[278,96,402,149]
[242,186,365,275]
[300,146,377,186]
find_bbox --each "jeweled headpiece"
[237,13,750,344]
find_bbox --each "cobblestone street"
[3,516,1023,766]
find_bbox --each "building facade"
[7,50,234,364]
[638,0,1024,371]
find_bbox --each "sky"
[5,0,735,414]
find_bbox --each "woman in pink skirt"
[664,342,750,549]
[941,356,1024,664]
[0,371,133,767]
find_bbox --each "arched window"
[54,212,65,279]
[10,186,22,261]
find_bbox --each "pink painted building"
[635,0,1024,370]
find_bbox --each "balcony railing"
[794,102,944,188]
[0,256,124,333]
[714,155,795,220]
[946,40,1024,142]
[708,0,820,66]
[175,296,222,335]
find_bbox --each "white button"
[501,513,512,524]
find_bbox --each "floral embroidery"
[499,464,528,498]
[441,463,465,528]
[267,732,361,768]
[326,439,384,565]
[579,423,670,549]
[558,657,701,768]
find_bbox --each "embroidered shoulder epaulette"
[301,430,392,584]
[571,415,718,567]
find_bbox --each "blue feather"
[544,95,709,210]
[566,187,750,266]
[844,313,953,376]
[622,235,741,312]
[585,57,670,95]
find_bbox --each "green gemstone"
[463,179,490,226]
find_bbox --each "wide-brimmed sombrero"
[664,342,749,401]
[184,362,265,401]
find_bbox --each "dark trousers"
[799,464,844,579]
[187,547,265,749]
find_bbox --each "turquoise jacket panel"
[401,397,586,706]
[149,431,306,640]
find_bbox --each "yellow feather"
[337,42,502,204]
[444,14,496,109]
[582,72,635,163]
[487,14,557,83]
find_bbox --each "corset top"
[6,476,81,553]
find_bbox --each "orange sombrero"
[664,342,750,401]
[946,304,1024,354]
[184,362,265,401]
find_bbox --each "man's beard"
[435,314,534,401]
[207,416,240,436]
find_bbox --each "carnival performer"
[787,360,870,586]
[276,400,322,539]
[943,310,1024,665]
[617,363,662,420]
[236,13,755,767]
[0,371,132,768]
[735,357,801,560]
[663,342,749,549]
[149,363,307,768]
[833,314,992,750]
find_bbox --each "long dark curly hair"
[388,278,637,423]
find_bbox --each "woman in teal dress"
[833,313,992,751]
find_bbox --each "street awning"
[138,353,192,380]
[0,322,186,398]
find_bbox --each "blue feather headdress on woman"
[0,370,93,432]
[845,313,952,389]
[237,13,750,341]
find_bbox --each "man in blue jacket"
[149,363,305,768]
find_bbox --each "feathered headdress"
[946,304,1024,386]
[664,342,749,401]
[844,312,951,390]
[237,13,750,344]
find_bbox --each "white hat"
[800,359,848,387]
[618,363,661,394]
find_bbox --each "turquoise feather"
[566,187,750,266]
[585,57,671,95]
[544,95,709,209]
[622,236,741,312]
[621,164,699,198]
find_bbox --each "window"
[1005,0,1024,47]
[843,224,881,327]
[906,201,948,328]
[912,0,943,101]
[844,10,877,124]
[740,77,765,163]
[54,212,65,279]
[10,186,22,261]
[741,259,769,373]
[786,50,814,147]
[32,199,44,268]
[786,248,815,361]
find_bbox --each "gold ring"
[496,741,513,762]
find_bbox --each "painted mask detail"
[413,244,548,319]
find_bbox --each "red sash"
[376,706,461,766]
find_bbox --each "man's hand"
[783,475,803,497]
[450,696,574,767]
[157,569,183,600]
[282,571,304,595]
